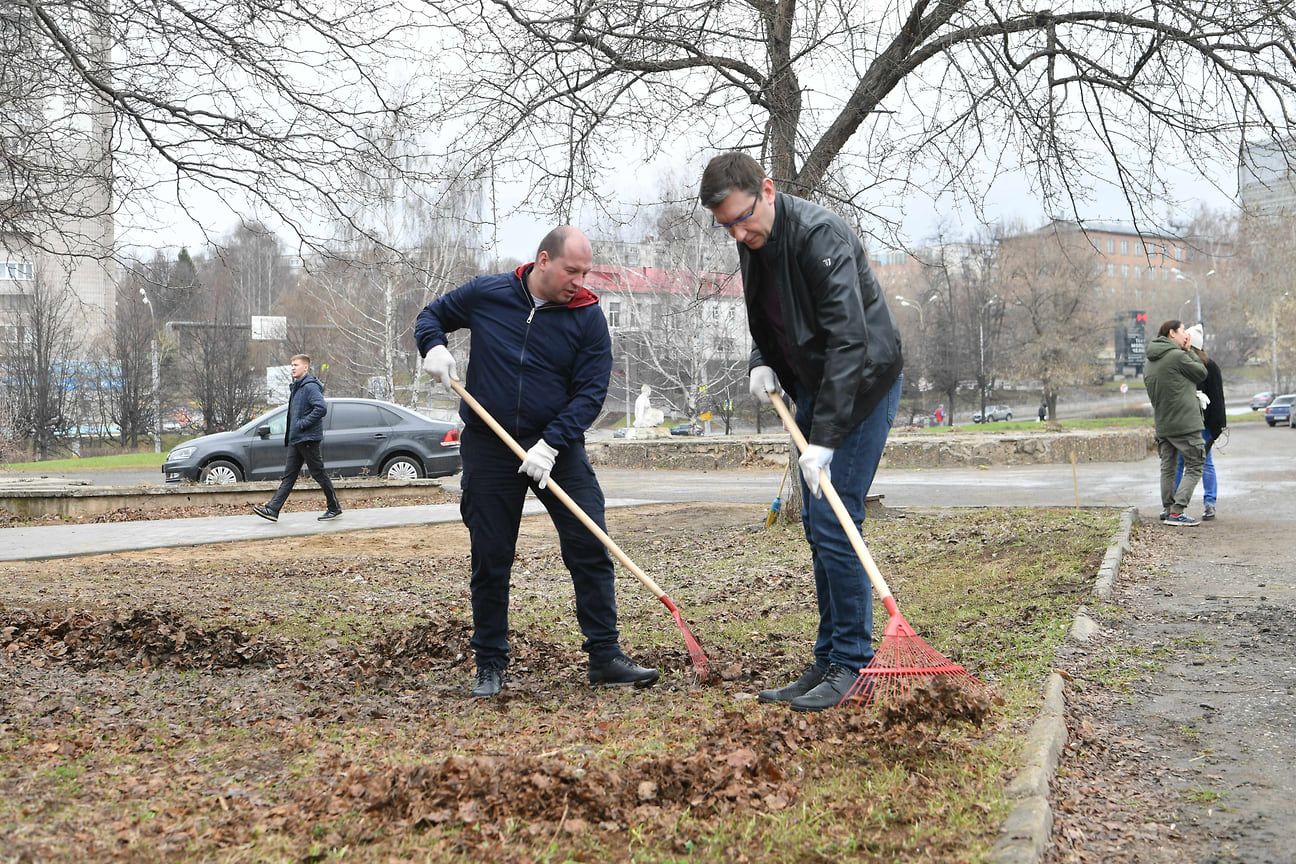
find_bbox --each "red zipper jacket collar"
[515,263,600,308]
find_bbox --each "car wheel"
[382,455,423,481]
[200,459,243,484]
[1267,419,1276,426]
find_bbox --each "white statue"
[633,384,664,428]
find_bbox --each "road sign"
[1120,383,1129,394]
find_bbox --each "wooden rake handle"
[767,392,895,605]
[450,380,670,601]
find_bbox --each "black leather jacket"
[739,192,903,448]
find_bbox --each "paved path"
[0,497,667,562]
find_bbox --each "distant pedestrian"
[934,404,946,425]
[1038,400,1047,422]
[1144,320,1206,527]
[252,354,342,523]
[1174,325,1225,520]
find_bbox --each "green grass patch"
[3,450,168,471]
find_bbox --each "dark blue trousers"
[459,427,620,670]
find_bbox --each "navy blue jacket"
[285,373,327,445]
[414,264,612,448]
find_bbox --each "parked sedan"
[1264,394,1296,426]
[1250,391,1276,411]
[163,398,461,484]
[972,404,1013,423]
[669,422,703,436]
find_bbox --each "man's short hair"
[292,353,311,365]
[537,226,576,261]
[699,152,767,209]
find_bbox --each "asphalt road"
[9,418,1287,515]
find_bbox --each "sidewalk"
[0,497,664,562]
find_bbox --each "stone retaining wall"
[0,478,447,519]
[588,428,1155,471]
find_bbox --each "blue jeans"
[1175,429,1216,507]
[459,427,620,670]
[795,376,902,672]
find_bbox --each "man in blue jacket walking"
[415,226,658,698]
[253,354,342,522]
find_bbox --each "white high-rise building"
[1238,139,1296,219]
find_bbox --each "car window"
[329,402,386,430]
[263,410,288,436]
[376,406,404,425]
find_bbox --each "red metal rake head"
[841,597,990,710]
[658,594,709,682]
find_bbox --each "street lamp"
[895,293,937,413]
[139,288,161,454]
[977,296,1001,422]
[1172,268,1215,328]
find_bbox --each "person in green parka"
[1144,319,1208,526]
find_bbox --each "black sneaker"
[789,663,857,712]
[252,505,278,522]
[589,655,659,688]
[1202,504,1216,520]
[318,510,343,521]
[1158,509,1169,521]
[757,663,826,704]
[471,667,503,698]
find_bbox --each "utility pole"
[139,288,161,453]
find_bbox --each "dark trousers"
[459,427,620,670]
[266,440,341,514]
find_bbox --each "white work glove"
[798,444,835,499]
[421,345,458,388]
[1197,391,1210,411]
[748,365,782,404]
[519,439,559,489]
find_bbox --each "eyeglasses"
[712,197,758,230]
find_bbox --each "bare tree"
[104,277,157,448]
[1236,214,1296,394]
[0,268,81,458]
[3,0,448,255]
[998,223,1108,416]
[424,1,1296,239]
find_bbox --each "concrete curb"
[992,505,1138,864]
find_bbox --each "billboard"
[1114,311,1147,375]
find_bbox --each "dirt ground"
[2,496,1291,862]
[2,501,1018,863]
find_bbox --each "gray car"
[973,404,1013,423]
[162,398,461,484]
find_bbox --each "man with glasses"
[699,152,904,712]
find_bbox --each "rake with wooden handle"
[767,392,987,709]
[451,380,709,682]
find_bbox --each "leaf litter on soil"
[0,502,1118,863]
